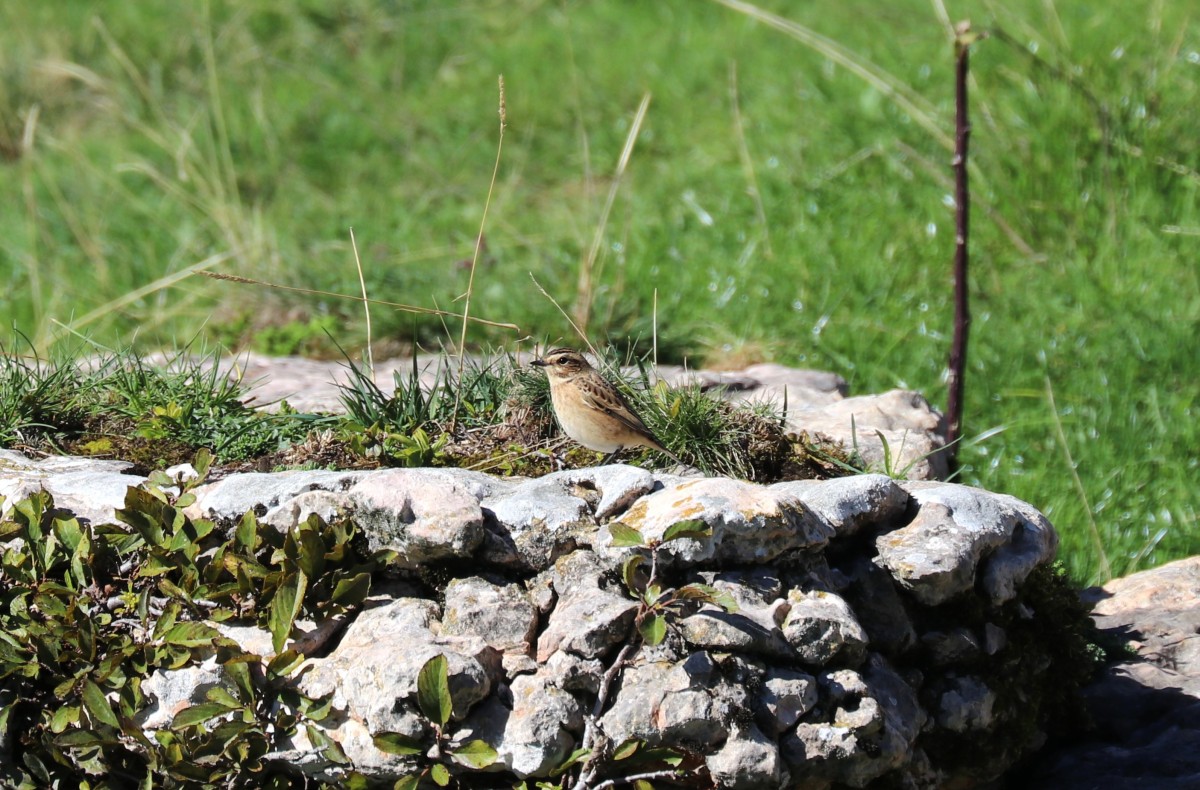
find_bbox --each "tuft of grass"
[0,337,316,464]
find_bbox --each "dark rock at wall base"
[1015,557,1200,789]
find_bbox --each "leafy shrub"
[0,450,388,788]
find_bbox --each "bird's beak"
[531,358,548,368]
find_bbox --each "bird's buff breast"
[550,385,623,453]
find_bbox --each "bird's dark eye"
[557,357,569,365]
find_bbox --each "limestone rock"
[0,449,145,526]
[781,589,870,668]
[755,667,818,736]
[443,577,536,652]
[263,489,353,530]
[842,558,917,657]
[875,482,1057,605]
[301,597,501,732]
[502,671,584,777]
[794,389,949,480]
[657,363,847,409]
[349,469,486,566]
[598,652,733,748]
[772,473,909,539]
[1024,557,1200,788]
[481,476,594,570]
[782,655,922,788]
[705,723,782,789]
[604,477,832,567]
[702,568,785,608]
[679,607,794,660]
[935,676,996,733]
[535,552,638,662]
[136,656,232,730]
[545,464,659,520]
[541,650,605,695]
[185,468,368,523]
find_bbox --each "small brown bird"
[532,347,682,465]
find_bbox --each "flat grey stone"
[186,468,368,523]
[598,652,732,748]
[772,473,909,538]
[0,449,145,526]
[535,552,638,662]
[601,477,832,567]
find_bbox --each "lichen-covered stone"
[598,652,734,748]
[602,477,832,567]
[349,469,486,566]
[781,589,870,668]
[706,723,782,789]
[300,597,501,731]
[772,473,909,538]
[442,576,537,657]
[535,551,638,662]
[755,667,818,736]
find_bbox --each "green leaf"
[307,723,351,764]
[331,572,372,606]
[621,555,646,596]
[662,519,711,543]
[160,621,220,648]
[342,773,371,790]
[635,746,684,767]
[394,777,420,790]
[287,522,326,580]
[235,511,259,552]
[632,781,655,790]
[81,680,121,729]
[52,516,83,552]
[268,571,306,654]
[607,522,645,548]
[430,763,450,787]
[417,654,452,726]
[550,746,591,775]
[171,702,234,729]
[205,686,243,709]
[639,613,667,646]
[372,731,424,756]
[673,584,739,612]
[612,738,641,760]
[266,649,305,679]
[451,739,498,769]
[23,751,51,784]
[55,728,110,748]
[50,705,81,734]
[224,660,256,704]
[192,448,213,481]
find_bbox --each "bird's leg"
[598,448,624,466]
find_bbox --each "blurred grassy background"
[1,0,1197,583]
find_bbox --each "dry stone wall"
[0,448,1076,788]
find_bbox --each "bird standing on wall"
[532,347,683,466]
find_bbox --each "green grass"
[1,0,1197,584]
